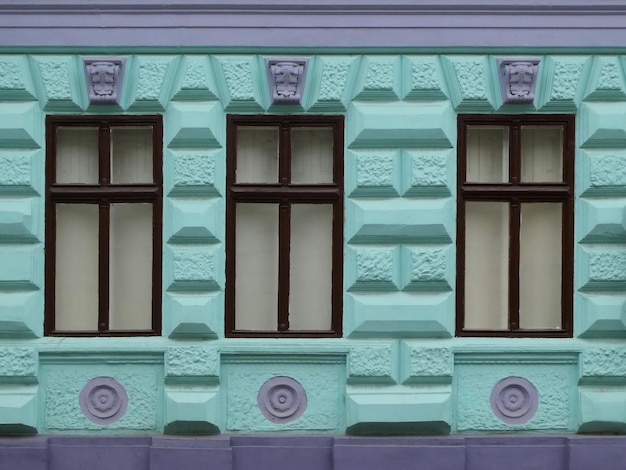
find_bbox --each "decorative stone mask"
[84,58,126,105]
[266,58,308,105]
[498,59,540,104]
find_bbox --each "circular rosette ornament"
[257,376,307,424]
[490,376,538,425]
[79,377,128,425]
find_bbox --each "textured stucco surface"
[0,50,624,435]
[42,365,161,431]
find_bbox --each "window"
[226,115,343,337]
[456,115,574,337]
[45,116,162,336]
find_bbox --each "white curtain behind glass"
[109,203,153,330]
[55,204,99,330]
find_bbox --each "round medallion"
[79,377,128,425]
[490,376,538,425]
[257,376,307,424]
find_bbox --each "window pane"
[111,127,154,184]
[55,204,99,330]
[464,202,509,330]
[289,204,333,330]
[109,203,153,330]
[519,203,562,329]
[466,126,509,183]
[56,127,99,184]
[521,126,563,182]
[236,127,279,183]
[235,204,279,330]
[291,127,334,184]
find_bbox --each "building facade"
[1,1,626,469]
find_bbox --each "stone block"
[164,292,222,339]
[345,384,452,435]
[346,101,455,148]
[579,102,626,148]
[125,55,179,111]
[0,197,41,242]
[353,56,402,101]
[165,149,223,197]
[213,56,267,112]
[346,198,453,244]
[165,245,222,292]
[164,387,220,434]
[441,55,495,111]
[578,387,626,433]
[305,56,358,112]
[170,55,219,101]
[166,197,222,244]
[348,342,397,384]
[31,55,85,111]
[0,386,37,434]
[0,102,42,149]
[165,101,223,149]
[344,292,454,338]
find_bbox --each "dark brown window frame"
[45,115,163,336]
[225,115,344,338]
[456,114,574,338]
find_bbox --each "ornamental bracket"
[83,57,126,105]
[497,58,540,104]
[266,58,308,105]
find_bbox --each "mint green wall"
[0,53,625,435]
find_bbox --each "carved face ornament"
[508,62,535,97]
[87,62,118,96]
[273,62,302,97]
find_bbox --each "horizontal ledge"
[3,1,626,14]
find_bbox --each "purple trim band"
[3,435,626,470]
[2,1,626,48]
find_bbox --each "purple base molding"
[2,435,626,470]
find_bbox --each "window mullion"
[98,202,110,333]
[99,123,110,186]
[510,122,521,183]
[277,201,291,332]
[509,201,521,330]
[279,124,291,185]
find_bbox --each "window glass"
[46,116,162,336]
[55,204,99,330]
[227,116,343,337]
[521,125,563,182]
[519,203,563,329]
[291,127,334,184]
[109,203,153,330]
[111,127,154,184]
[464,201,509,330]
[466,126,509,183]
[56,127,99,184]
[236,126,279,183]
[235,203,279,330]
[289,204,333,330]
[457,116,573,337]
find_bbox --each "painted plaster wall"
[0,53,625,436]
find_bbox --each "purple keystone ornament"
[490,376,538,425]
[257,376,307,424]
[79,376,129,425]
